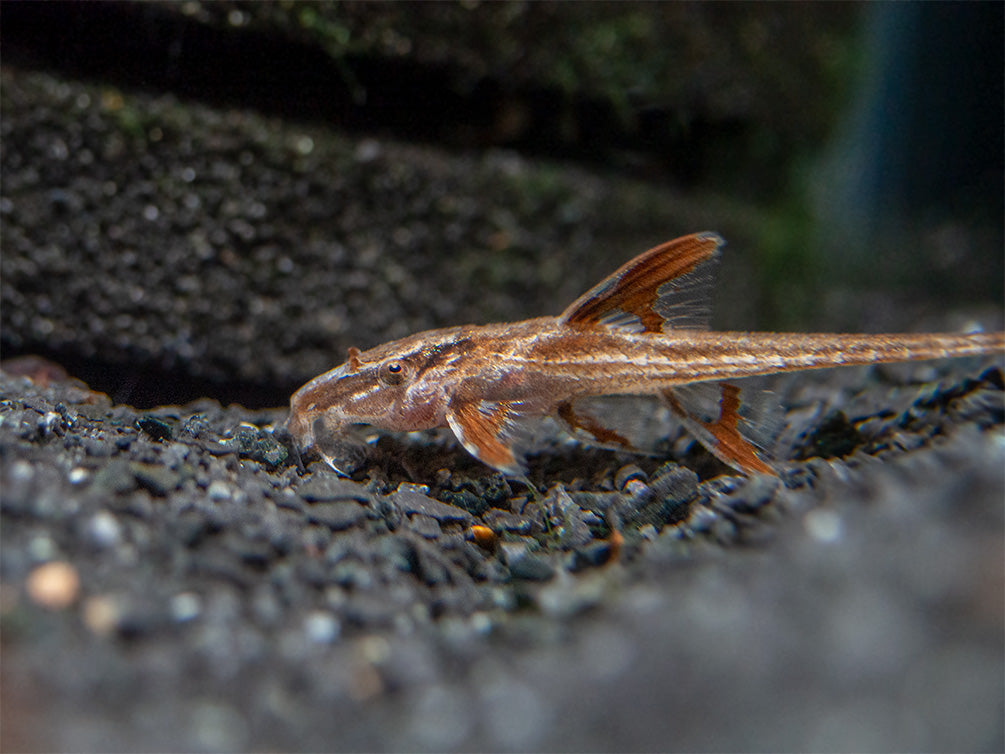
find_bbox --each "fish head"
[286,329,468,470]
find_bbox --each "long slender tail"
[707,331,1005,380]
[653,330,1005,384]
[772,330,1005,370]
[657,329,1003,477]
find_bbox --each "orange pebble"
[469,525,497,551]
[26,561,80,609]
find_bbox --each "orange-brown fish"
[287,233,1003,476]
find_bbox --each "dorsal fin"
[346,347,362,373]
[558,232,722,333]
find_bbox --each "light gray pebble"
[303,610,340,643]
[306,501,368,531]
[406,513,442,539]
[86,510,122,548]
[297,474,374,503]
[392,489,473,523]
[206,479,232,500]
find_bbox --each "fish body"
[287,233,1004,476]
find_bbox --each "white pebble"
[88,510,122,548]
[28,535,57,560]
[10,460,34,483]
[171,592,202,622]
[294,135,314,155]
[206,480,231,501]
[805,508,843,543]
[304,610,340,643]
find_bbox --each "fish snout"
[284,406,318,452]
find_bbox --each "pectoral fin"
[445,399,529,476]
[559,232,722,333]
[557,401,634,449]
[663,382,778,476]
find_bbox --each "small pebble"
[501,542,555,581]
[297,474,372,503]
[206,480,232,501]
[170,591,202,622]
[228,423,289,468]
[91,459,136,494]
[685,505,718,533]
[804,508,844,543]
[26,561,80,609]
[480,509,532,534]
[355,139,381,162]
[87,510,122,548]
[468,524,498,550]
[569,535,620,570]
[27,535,57,561]
[358,634,391,665]
[130,462,180,496]
[307,501,368,531]
[304,610,340,643]
[82,595,121,635]
[615,464,648,490]
[39,411,62,437]
[470,612,493,634]
[137,415,173,442]
[710,516,738,544]
[68,466,89,484]
[722,474,780,513]
[393,489,473,524]
[9,459,34,483]
[407,513,442,539]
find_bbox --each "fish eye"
[378,360,409,385]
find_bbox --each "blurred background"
[2,1,1002,408]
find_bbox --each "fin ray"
[663,380,780,475]
[557,401,635,449]
[446,399,529,475]
[554,395,672,456]
[559,232,722,333]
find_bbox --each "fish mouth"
[283,409,316,452]
[284,412,366,476]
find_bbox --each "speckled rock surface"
[1,358,1002,751]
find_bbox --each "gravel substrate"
[1,357,1002,751]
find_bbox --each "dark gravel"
[1,357,1002,751]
